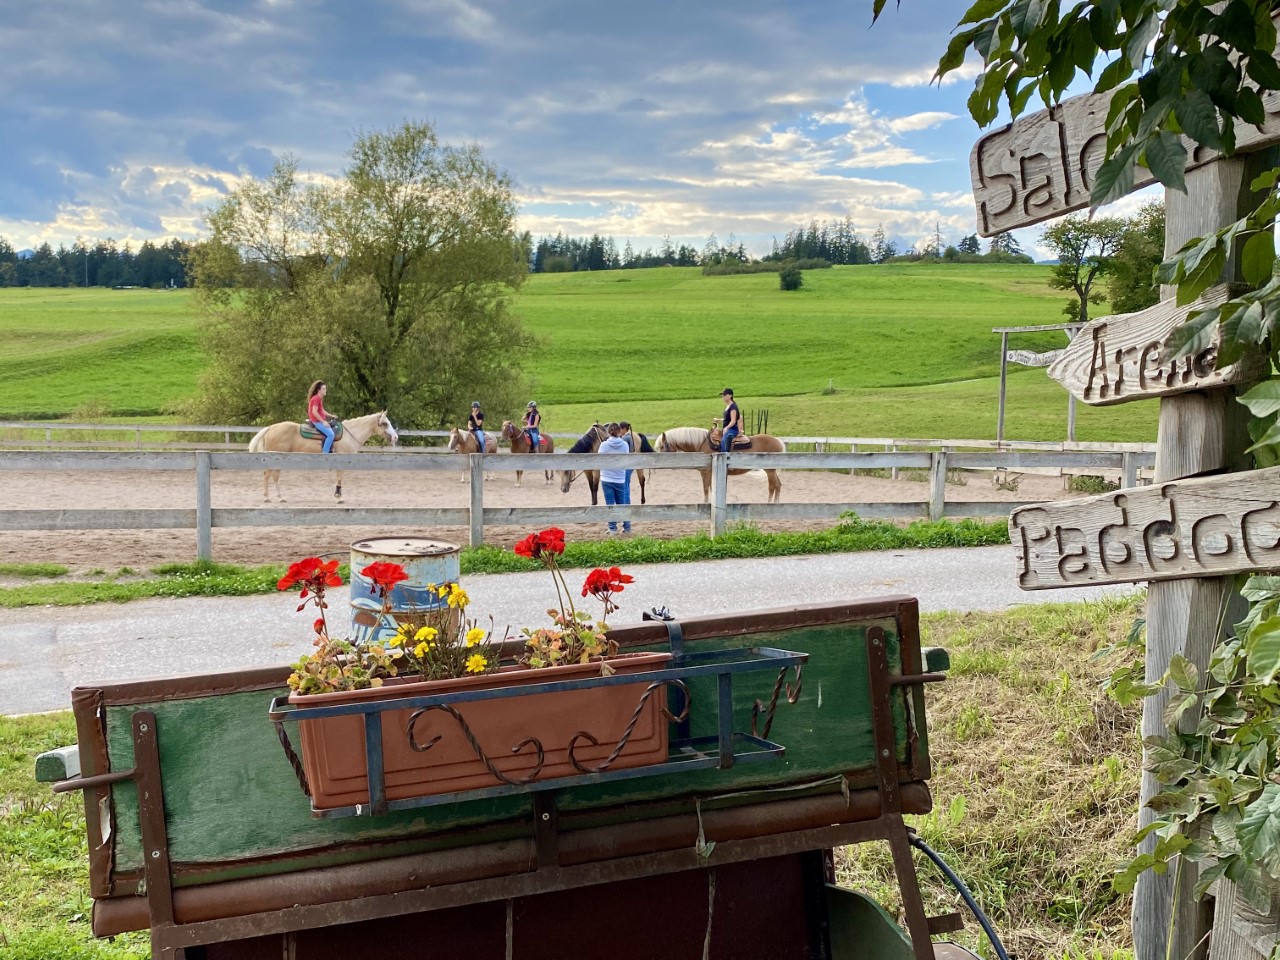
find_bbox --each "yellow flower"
[435,584,450,598]
[414,626,438,643]
[389,630,406,648]
[414,641,430,658]
[447,584,470,609]
[465,653,488,674]
[465,627,485,647]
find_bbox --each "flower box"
[291,651,673,810]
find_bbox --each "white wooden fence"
[0,447,1156,561]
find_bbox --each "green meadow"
[0,265,1159,441]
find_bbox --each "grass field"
[0,265,1160,441]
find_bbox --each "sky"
[0,0,1157,261]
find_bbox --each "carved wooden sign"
[1010,467,1280,590]
[971,89,1280,236]
[1045,285,1266,405]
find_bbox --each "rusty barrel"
[349,537,461,637]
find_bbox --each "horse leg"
[589,472,599,506]
[768,469,781,503]
[335,469,343,502]
[700,468,711,504]
[272,470,286,502]
[262,470,270,503]
[638,469,647,505]
[515,469,523,487]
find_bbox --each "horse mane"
[566,426,603,454]
[663,427,711,448]
[637,432,654,453]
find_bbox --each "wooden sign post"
[973,98,1276,960]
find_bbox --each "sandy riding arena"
[0,460,1081,570]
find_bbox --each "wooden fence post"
[195,451,212,562]
[1121,452,1137,489]
[711,453,728,537]
[889,442,899,481]
[1131,153,1272,960]
[468,454,484,548]
[928,451,948,522]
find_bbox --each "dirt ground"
[0,458,1085,571]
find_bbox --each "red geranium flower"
[277,557,342,592]
[514,527,567,560]
[361,561,409,595]
[582,566,634,600]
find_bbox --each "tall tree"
[1106,201,1166,314]
[187,120,533,428]
[1041,215,1126,323]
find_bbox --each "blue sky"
[0,0,1154,259]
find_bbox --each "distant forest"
[0,237,191,288]
[529,219,1030,273]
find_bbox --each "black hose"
[908,830,1011,960]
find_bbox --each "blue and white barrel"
[349,537,461,640]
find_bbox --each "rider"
[524,401,542,453]
[719,388,741,453]
[307,380,336,453]
[467,401,486,453]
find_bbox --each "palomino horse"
[559,424,654,505]
[500,420,555,485]
[655,426,785,503]
[446,427,499,482]
[248,411,399,502]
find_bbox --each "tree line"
[0,237,190,288]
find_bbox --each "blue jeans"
[312,420,335,453]
[526,428,540,451]
[472,430,486,453]
[602,481,629,532]
[720,427,739,453]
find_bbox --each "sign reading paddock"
[1046,285,1266,405]
[1010,466,1280,590]
[970,89,1280,236]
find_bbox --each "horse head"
[656,431,669,452]
[501,420,518,440]
[376,412,399,446]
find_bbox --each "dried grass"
[837,595,1144,959]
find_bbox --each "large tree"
[1041,214,1126,323]
[1107,201,1166,314]
[187,121,534,428]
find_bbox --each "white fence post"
[711,453,728,537]
[1122,452,1138,489]
[889,442,899,481]
[928,451,948,522]
[469,454,484,548]
[195,451,212,561]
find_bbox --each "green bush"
[779,267,803,291]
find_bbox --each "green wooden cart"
[38,595,986,960]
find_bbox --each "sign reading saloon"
[1046,285,1266,405]
[970,89,1280,236]
[1010,467,1280,590]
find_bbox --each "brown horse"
[500,420,555,485]
[559,424,652,505]
[655,426,784,503]
[248,411,399,502]
[446,427,499,482]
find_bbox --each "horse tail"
[248,426,269,453]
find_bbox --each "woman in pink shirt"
[306,380,336,453]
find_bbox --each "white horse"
[447,426,498,482]
[248,411,398,502]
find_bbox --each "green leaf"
[870,0,892,24]
[1174,89,1224,151]
[1178,247,1227,304]
[1245,418,1280,456]
[1239,784,1280,879]
[1240,380,1280,418]
[1246,616,1280,684]
[959,0,1007,25]
[1236,300,1268,347]
[1161,307,1219,361]
[1167,654,1198,693]
[1237,86,1267,127]
[1125,12,1159,69]
[938,28,981,77]
[1241,231,1276,287]
[1143,131,1187,191]
[1194,858,1230,899]
[1091,141,1140,208]
[1247,53,1280,91]
[1096,55,1133,94]
[1242,575,1280,602]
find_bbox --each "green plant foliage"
[778,266,804,291]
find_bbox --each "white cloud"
[888,111,958,134]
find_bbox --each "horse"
[248,411,399,503]
[500,420,555,485]
[559,424,653,505]
[446,427,499,483]
[655,426,785,503]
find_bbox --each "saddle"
[709,428,752,450]
[524,431,548,450]
[299,420,344,442]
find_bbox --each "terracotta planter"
[291,652,673,810]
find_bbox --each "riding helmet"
[471,401,480,407]
[528,401,537,408]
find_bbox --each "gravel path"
[0,544,1137,716]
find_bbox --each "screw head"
[880,749,890,757]
[541,812,550,821]
[151,850,160,859]
[139,723,148,732]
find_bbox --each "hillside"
[0,266,1159,441]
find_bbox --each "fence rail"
[0,447,1155,560]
